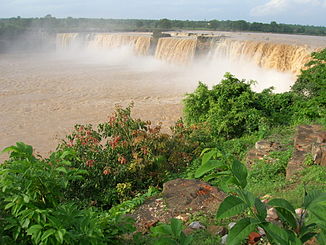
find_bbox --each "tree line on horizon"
[1,15,325,52]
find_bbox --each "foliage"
[150,218,193,245]
[292,48,326,99]
[0,142,133,244]
[203,156,326,245]
[58,105,201,208]
[184,50,326,138]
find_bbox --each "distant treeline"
[0,15,326,52]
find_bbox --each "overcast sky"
[0,0,325,26]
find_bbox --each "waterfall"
[154,38,197,64]
[209,39,312,74]
[56,33,151,55]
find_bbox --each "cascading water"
[56,33,152,55]
[56,33,316,74]
[56,33,80,49]
[154,37,197,64]
[209,39,312,74]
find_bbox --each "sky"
[0,0,326,26]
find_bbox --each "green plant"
[150,218,193,245]
[0,142,137,244]
[58,105,200,208]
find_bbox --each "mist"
[0,32,299,160]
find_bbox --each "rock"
[266,208,278,222]
[221,234,228,245]
[228,222,236,230]
[174,214,190,222]
[162,179,226,214]
[248,232,261,244]
[287,124,326,178]
[258,227,266,236]
[312,143,326,166]
[132,179,225,232]
[295,208,306,220]
[247,140,282,165]
[189,221,205,229]
[207,225,227,236]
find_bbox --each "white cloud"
[251,0,326,16]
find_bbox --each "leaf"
[55,167,68,174]
[231,159,248,188]
[303,190,325,209]
[41,229,56,241]
[170,218,182,238]
[268,198,296,214]
[27,224,43,235]
[23,194,30,203]
[55,229,65,244]
[261,223,293,245]
[195,160,225,178]
[254,198,267,221]
[318,229,326,245]
[275,207,297,229]
[226,218,257,245]
[154,237,178,245]
[216,195,248,219]
[300,232,317,243]
[202,149,218,164]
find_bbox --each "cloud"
[250,0,326,16]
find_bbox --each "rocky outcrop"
[286,124,326,178]
[246,140,283,165]
[246,124,326,178]
[131,179,225,232]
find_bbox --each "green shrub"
[0,142,118,244]
[58,105,201,208]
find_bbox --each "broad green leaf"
[227,218,257,245]
[195,160,225,178]
[170,218,182,237]
[275,207,297,229]
[268,198,296,214]
[154,237,178,245]
[231,159,247,188]
[202,149,218,164]
[180,233,193,245]
[216,195,248,219]
[27,224,43,235]
[300,232,317,243]
[318,229,326,245]
[41,229,56,241]
[261,223,293,245]
[303,190,325,209]
[254,198,267,221]
[236,189,256,207]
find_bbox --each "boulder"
[287,124,326,178]
[131,179,225,232]
[247,140,282,165]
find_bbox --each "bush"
[0,142,122,244]
[58,105,201,208]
